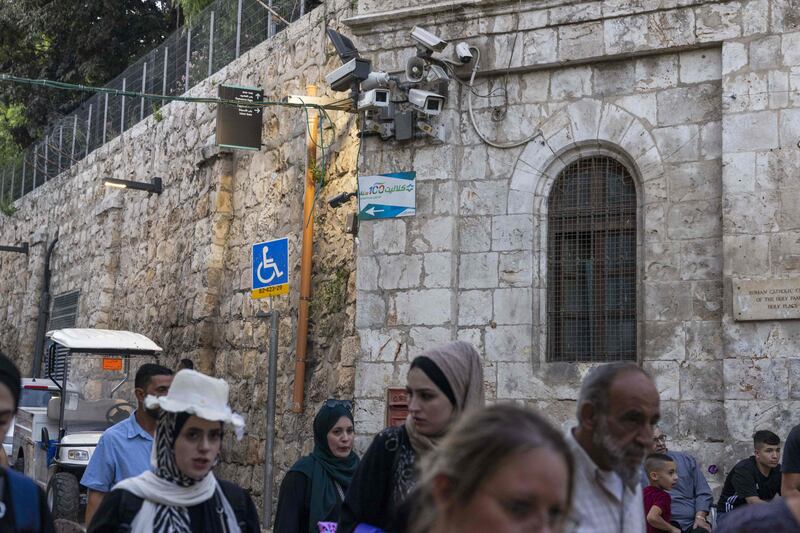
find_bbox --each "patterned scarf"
[153,411,196,532]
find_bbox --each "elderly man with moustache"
[565,362,661,533]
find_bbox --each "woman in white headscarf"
[88,369,260,532]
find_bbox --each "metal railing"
[0,0,316,202]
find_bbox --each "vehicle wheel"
[12,453,23,473]
[47,472,80,522]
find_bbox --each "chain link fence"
[0,0,317,203]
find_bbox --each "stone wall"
[348,0,800,486]
[0,0,360,519]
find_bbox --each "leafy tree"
[0,0,179,155]
[175,0,214,22]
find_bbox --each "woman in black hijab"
[274,400,359,533]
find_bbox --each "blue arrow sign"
[358,171,416,220]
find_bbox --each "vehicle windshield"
[20,388,56,408]
[58,354,158,433]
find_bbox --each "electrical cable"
[465,47,543,149]
[0,73,345,201]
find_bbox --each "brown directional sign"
[216,85,263,150]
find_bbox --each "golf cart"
[13,328,162,522]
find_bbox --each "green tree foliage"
[175,0,214,23]
[0,0,179,157]
[0,102,24,162]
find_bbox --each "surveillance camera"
[426,64,450,83]
[408,89,446,116]
[410,26,448,54]
[405,57,426,83]
[360,71,392,91]
[455,42,473,63]
[358,88,391,110]
[328,191,357,208]
[325,58,372,92]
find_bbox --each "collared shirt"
[565,428,645,533]
[80,411,153,492]
[639,451,713,530]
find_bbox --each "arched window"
[547,156,637,362]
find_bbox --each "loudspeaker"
[405,57,426,83]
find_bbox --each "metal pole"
[58,124,64,175]
[33,145,38,188]
[86,104,93,157]
[21,158,26,195]
[71,115,78,162]
[185,29,191,92]
[300,0,305,17]
[141,62,147,121]
[268,0,275,37]
[1,165,6,200]
[235,0,243,58]
[43,138,49,181]
[121,77,127,132]
[292,85,319,413]
[264,309,279,528]
[103,93,109,144]
[163,47,169,97]
[208,11,215,77]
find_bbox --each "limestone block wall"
[349,0,799,485]
[0,0,360,516]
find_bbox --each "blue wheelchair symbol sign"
[251,238,289,298]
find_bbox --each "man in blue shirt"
[641,426,714,532]
[81,363,173,525]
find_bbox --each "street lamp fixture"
[103,177,163,194]
[0,242,29,254]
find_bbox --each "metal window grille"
[547,157,637,362]
[49,290,80,330]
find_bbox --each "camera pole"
[292,85,319,414]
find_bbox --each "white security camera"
[361,71,392,91]
[325,58,371,92]
[455,42,473,63]
[410,26,448,54]
[358,88,391,110]
[426,64,450,83]
[408,89,446,116]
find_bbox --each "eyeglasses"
[324,399,353,412]
[654,435,667,443]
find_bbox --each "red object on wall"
[386,388,409,427]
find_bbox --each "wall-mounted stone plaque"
[733,277,800,321]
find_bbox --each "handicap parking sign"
[251,237,289,299]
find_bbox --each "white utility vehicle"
[13,328,163,522]
[5,378,61,462]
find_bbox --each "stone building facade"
[1,0,799,517]
[0,0,362,513]
[348,0,800,488]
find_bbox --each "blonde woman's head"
[409,403,574,533]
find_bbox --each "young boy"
[643,453,680,533]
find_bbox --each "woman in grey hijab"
[337,341,484,533]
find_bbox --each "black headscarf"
[289,403,359,533]
[0,351,21,410]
